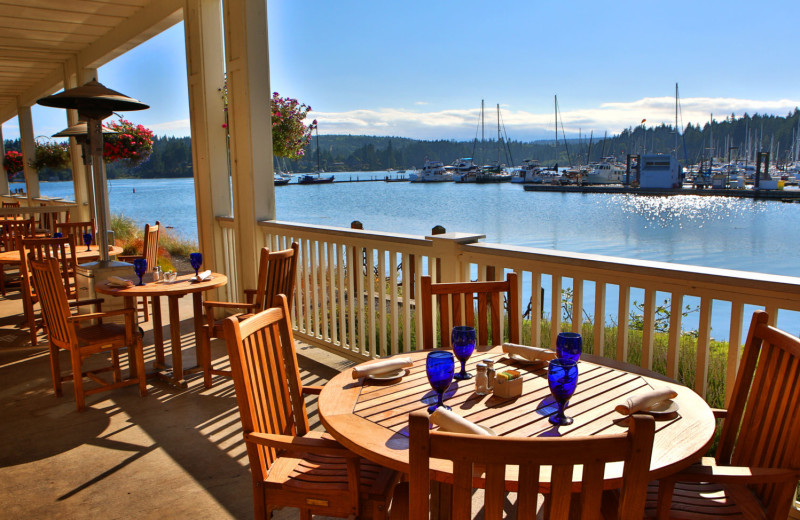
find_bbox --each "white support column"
[17,103,40,200]
[0,124,8,195]
[63,59,91,221]
[184,0,232,301]
[222,0,275,296]
[77,67,98,224]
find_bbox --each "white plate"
[644,400,679,415]
[478,425,496,436]
[366,368,408,381]
[507,353,546,365]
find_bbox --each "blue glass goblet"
[426,351,455,413]
[52,232,63,238]
[556,332,582,362]
[83,232,93,251]
[547,358,579,425]
[451,326,476,380]
[189,252,203,276]
[133,258,147,286]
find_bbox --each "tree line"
[5,108,799,181]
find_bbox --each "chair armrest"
[68,308,136,322]
[302,385,324,396]
[711,408,727,420]
[244,432,357,458]
[203,300,257,311]
[660,458,799,485]
[68,298,104,309]
[117,254,143,262]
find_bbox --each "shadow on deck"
[0,291,355,519]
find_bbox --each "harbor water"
[12,173,800,338]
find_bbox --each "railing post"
[425,231,485,283]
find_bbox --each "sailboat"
[298,126,334,184]
[476,103,512,182]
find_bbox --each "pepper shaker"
[483,359,496,391]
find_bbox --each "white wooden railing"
[252,220,800,409]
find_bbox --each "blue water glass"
[133,258,147,286]
[52,232,63,238]
[547,359,579,426]
[82,232,93,251]
[189,252,203,276]
[556,332,582,362]
[451,326,476,380]
[426,351,455,413]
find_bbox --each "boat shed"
[639,154,682,189]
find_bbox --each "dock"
[522,184,800,201]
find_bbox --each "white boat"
[510,159,545,183]
[452,157,480,183]
[409,160,453,183]
[583,157,626,185]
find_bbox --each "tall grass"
[111,213,198,272]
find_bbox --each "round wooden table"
[95,272,227,388]
[318,348,715,489]
[0,244,123,265]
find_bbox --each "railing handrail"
[258,219,434,248]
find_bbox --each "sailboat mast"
[315,126,321,173]
[497,104,501,165]
[674,83,679,159]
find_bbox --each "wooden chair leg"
[50,343,62,397]
[111,350,121,382]
[202,328,213,389]
[70,348,85,412]
[142,296,149,322]
[134,338,147,397]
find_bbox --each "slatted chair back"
[55,220,95,245]
[0,218,33,250]
[142,221,160,273]
[407,411,654,520]
[224,294,308,479]
[29,257,78,350]
[253,242,299,311]
[22,235,78,299]
[715,310,800,517]
[2,201,20,208]
[421,272,520,349]
[37,204,63,235]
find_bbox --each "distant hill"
[5,108,798,180]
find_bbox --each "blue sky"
[4,0,800,142]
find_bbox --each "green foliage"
[31,139,70,170]
[629,298,699,336]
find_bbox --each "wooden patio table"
[95,273,227,389]
[0,244,122,265]
[318,347,715,491]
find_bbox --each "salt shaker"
[152,266,162,282]
[483,359,496,390]
[475,363,489,396]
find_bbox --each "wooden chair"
[420,272,520,350]
[118,221,160,321]
[30,257,146,411]
[0,217,34,296]
[2,200,20,208]
[36,203,65,235]
[651,310,800,519]
[389,411,654,520]
[201,242,298,388]
[224,295,398,520]
[19,235,79,345]
[56,219,96,244]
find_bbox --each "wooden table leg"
[183,291,205,377]
[151,295,165,368]
[166,295,186,388]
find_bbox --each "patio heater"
[38,80,149,307]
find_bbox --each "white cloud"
[312,96,800,140]
[145,118,192,136]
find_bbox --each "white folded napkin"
[351,357,413,379]
[615,387,678,415]
[502,343,556,362]
[430,408,494,436]
[107,276,133,288]
[191,270,212,282]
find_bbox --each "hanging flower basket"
[31,138,70,170]
[3,150,24,175]
[103,118,154,167]
[271,92,316,159]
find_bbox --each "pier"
[522,184,800,201]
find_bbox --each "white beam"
[17,103,39,200]
[223,0,275,295]
[184,0,231,301]
[0,124,7,195]
[63,58,91,221]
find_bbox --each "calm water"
[13,174,800,337]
